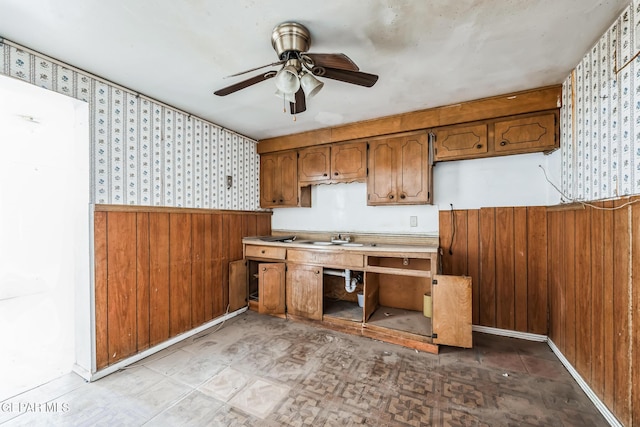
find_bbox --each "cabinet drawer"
[287,249,364,268]
[245,245,286,260]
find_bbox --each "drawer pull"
[476,144,483,149]
[500,141,507,146]
[261,250,265,254]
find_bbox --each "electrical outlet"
[410,216,418,227]
[226,175,233,189]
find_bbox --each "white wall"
[0,75,90,397]
[271,150,562,234]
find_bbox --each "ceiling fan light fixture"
[274,65,300,94]
[274,89,296,103]
[300,72,323,98]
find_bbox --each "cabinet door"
[258,263,285,315]
[433,123,488,161]
[494,113,556,154]
[229,260,247,312]
[367,139,396,204]
[331,141,367,182]
[277,151,299,206]
[432,275,472,348]
[260,153,278,207]
[298,146,331,183]
[286,264,323,320]
[397,133,430,204]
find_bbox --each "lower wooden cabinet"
[432,275,472,348]
[286,264,323,320]
[258,263,286,315]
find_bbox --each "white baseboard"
[547,339,621,427]
[73,307,247,382]
[472,325,547,342]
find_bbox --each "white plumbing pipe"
[323,268,358,293]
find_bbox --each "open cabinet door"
[432,275,472,348]
[229,260,247,312]
[258,263,286,315]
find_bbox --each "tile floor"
[0,311,607,426]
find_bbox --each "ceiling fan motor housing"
[271,22,311,60]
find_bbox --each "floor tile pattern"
[0,311,607,426]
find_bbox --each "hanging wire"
[449,204,456,255]
[539,165,640,210]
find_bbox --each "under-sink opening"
[364,272,432,339]
[322,270,364,322]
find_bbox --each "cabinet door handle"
[500,141,507,146]
[400,194,406,199]
[262,267,266,271]
[323,173,328,177]
[389,194,394,199]
[315,270,320,275]
[334,172,339,176]
[261,250,265,254]
[476,144,483,149]
[279,199,283,203]
[272,199,276,203]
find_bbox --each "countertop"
[242,236,439,255]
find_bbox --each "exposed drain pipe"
[324,268,359,293]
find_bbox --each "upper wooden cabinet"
[298,141,367,185]
[367,132,432,205]
[260,150,309,208]
[433,110,558,162]
[432,123,488,161]
[494,113,556,154]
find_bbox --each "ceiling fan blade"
[214,71,277,96]
[290,88,306,114]
[305,53,359,71]
[312,66,378,87]
[224,60,285,78]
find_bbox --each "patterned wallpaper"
[561,1,640,201]
[0,39,260,210]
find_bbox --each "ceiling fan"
[213,22,379,115]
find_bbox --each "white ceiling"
[0,0,629,140]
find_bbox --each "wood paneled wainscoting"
[440,199,640,426]
[93,205,271,370]
[439,206,548,334]
[547,199,640,427]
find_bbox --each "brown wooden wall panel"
[546,197,640,427]
[440,199,639,425]
[562,210,576,364]
[169,213,192,336]
[495,207,515,330]
[203,215,214,321]
[478,208,496,327]
[526,207,547,335]
[574,207,591,382]
[94,208,271,369]
[613,201,631,424]
[602,200,615,410]
[94,212,108,370]
[149,213,170,346]
[439,206,548,335]
[513,207,528,332]
[136,213,150,352]
[632,202,640,427]
[589,203,604,397]
[191,214,206,327]
[467,210,480,325]
[106,212,137,364]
